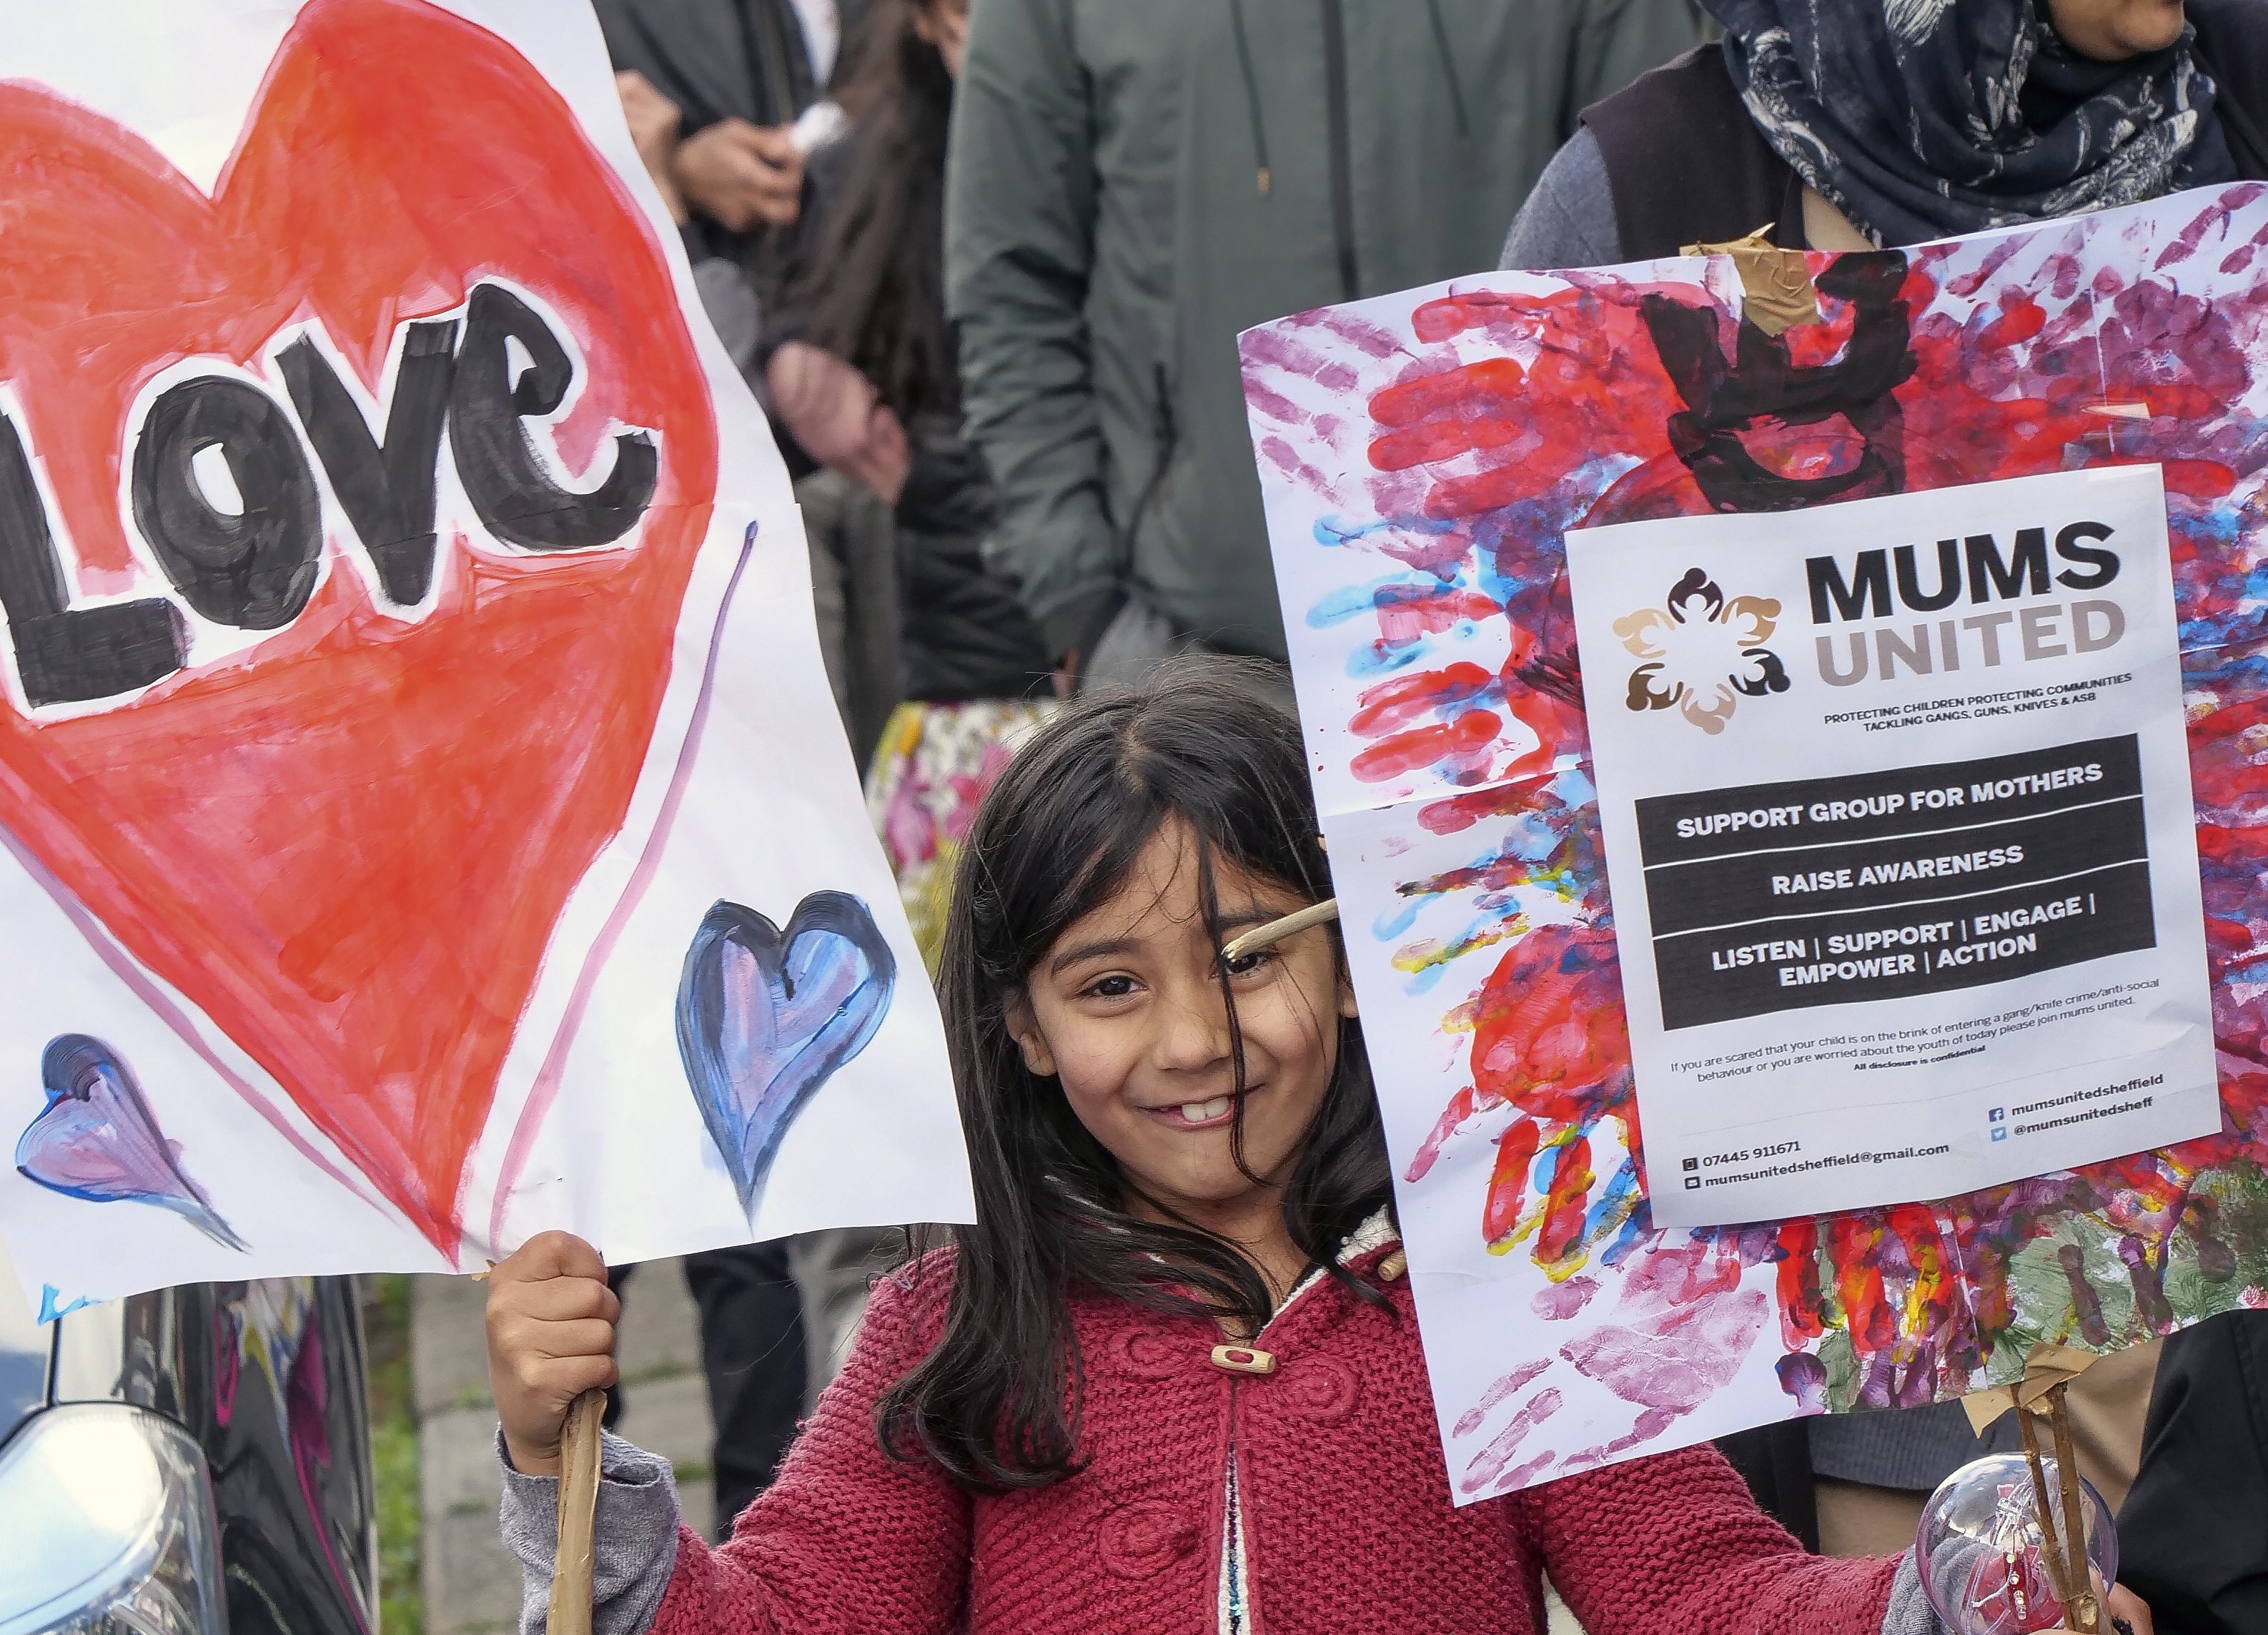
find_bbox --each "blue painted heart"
[675,893,896,1215]
[16,1033,247,1249]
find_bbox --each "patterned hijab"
[1703,0,2238,246]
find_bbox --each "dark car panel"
[0,1269,44,1438]
[11,1268,377,1634]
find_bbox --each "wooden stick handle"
[1222,899,1339,963]
[2047,1385,2103,1635]
[2014,1401,2074,1617]
[546,1388,608,1635]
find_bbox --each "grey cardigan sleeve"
[497,1431,683,1635]
[1880,1551,1954,1635]
[1500,127,1625,273]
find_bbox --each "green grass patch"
[365,1275,422,1635]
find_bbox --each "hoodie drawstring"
[1232,1,1462,201]
[1422,0,1472,142]
[1229,0,1274,196]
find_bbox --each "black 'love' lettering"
[0,281,658,707]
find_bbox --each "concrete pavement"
[412,1260,715,1634]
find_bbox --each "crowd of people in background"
[497,1,2268,1628]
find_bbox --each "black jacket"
[596,0,837,134]
[596,0,870,295]
[891,425,1050,703]
[2119,1312,2268,1634]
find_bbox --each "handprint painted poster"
[1242,184,2268,1501]
[0,0,971,1316]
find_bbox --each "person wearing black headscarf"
[1502,0,2268,267]
[1716,0,2247,244]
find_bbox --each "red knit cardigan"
[649,1240,1901,1634]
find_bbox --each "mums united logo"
[1612,568,1789,735]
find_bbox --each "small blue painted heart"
[675,893,896,1215]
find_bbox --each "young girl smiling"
[485,662,2146,1634]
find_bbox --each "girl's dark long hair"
[876,660,1396,1491]
[786,0,956,419]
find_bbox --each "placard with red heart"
[0,0,803,1283]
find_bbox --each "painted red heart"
[0,0,719,1258]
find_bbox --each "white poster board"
[1241,184,2268,1501]
[1565,465,2218,1225]
[0,0,971,1317]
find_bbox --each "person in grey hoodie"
[945,0,1703,687]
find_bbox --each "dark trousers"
[608,1242,806,1539]
[1715,1422,1819,1553]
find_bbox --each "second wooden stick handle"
[546,1387,608,1635]
[1222,899,1339,963]
[2047,1385,2102,1635]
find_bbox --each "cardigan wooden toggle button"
[1210,1343,1277,1375]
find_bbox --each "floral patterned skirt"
[866,698,1058,972]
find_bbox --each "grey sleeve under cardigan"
[497,1431,682,1635]
[1498,127,1625,273]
